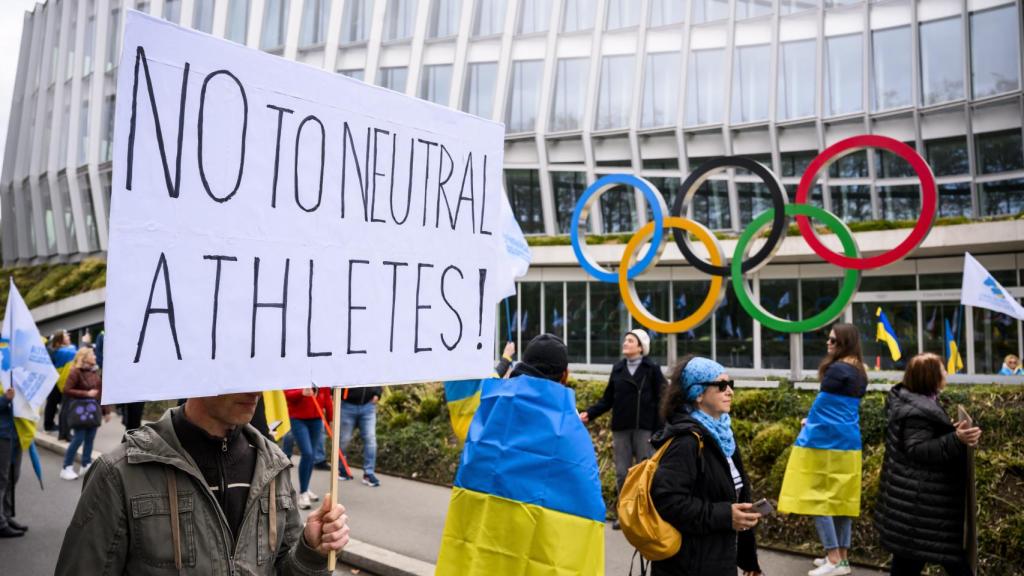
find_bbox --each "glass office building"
[2,0,1023,376]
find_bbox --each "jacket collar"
[888,384,952,427]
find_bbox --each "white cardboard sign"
[104,12,522,404]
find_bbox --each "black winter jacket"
[343,386,382,405]
[585,357,666,431]
[876,385,968,565]
[649,411,760,576]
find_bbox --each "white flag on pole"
[2,279,60,420]
[961,253,1024,321]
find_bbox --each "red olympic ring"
[794,135,937,270]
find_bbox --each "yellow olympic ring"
[619,217,727,333]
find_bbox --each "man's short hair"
[521,333,569,381]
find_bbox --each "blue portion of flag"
[444,380,482,403]
[794,392,863,451]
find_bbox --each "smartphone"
[750,498,774,517]
[957,404,973,427]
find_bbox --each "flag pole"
[327,386,342,571]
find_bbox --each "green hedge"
[343,380,1024,573]
[0,258,106,311]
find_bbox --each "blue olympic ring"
[570,174,667,283]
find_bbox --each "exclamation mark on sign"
[476,269,487,350]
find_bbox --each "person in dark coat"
[876,353,981,576]
[580,329,666,528]
[650,355,762,576]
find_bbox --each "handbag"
[66,398,102,429]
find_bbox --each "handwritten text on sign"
[103,12,521,404]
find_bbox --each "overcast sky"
[0,0,44,182]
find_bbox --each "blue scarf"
[690,409,736,458]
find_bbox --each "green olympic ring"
[731,204,861,333]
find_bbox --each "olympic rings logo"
[570,135,938,334]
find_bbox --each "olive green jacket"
[55,408,328,576]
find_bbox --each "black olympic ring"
[671,156,789,276]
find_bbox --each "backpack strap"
[690,431,705,475]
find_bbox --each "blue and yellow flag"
[443,380,482,445]
[437,376,605,575]
[262,390,291,441]
[52,344,76,393]
[945,319,964,375]
[778,392,863,517]
[875,307,902,362]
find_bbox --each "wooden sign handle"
[328,387,342,571]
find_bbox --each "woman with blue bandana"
[649,355,762,576]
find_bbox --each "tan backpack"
[617,431,704,562]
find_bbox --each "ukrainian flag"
[778,391,863,517]
[875,307,902,362]
[262,390,291,441]
[945,319,964,374]
[444,380,482,445]
[52,345,76,392]
[437,376,605,575]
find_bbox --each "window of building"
[686,49,724,126]
[163,0,181,23]
[634,283,669,364]
[519,282,541,346]
[692,180,731,230]
[504,169,545,234]
[825,0,860,7]
[735,154,773,176]
[24,183,37,256]
[429,0,461,38]
[100,95,115,163]
[193,0,215,33]
[674,280,714,360]
[60,98,70,162]
[649,0,684,26]
[970,4,1021,99]
[643,158,679,171]
[506,60,544,133]
[605,0,639,30]
[802,278,842,369]
[462,62,498,118]
[830,185,872,221]
[641,52,680,128]
[921,301,962,359]
[544,282,566,339]
[106,7,121,71]
[732,44,771,123]
[878,184,919,221]
[599,185,637,233]
[420,64,452,105]
[780,150,817,177]
[737,182,772,226]
[39,180,57,255]
[566,282,587,362]
[778,39,816,120]
[920,17,964,106]
[780,0,817,14]
[67,5,77,81]
[938,182,972,218]
[736,0,772,19]
[596,55,635,129]
[377,66,409,92]
[825,33,863,116]
[384,0,416,41]
[646,176,681,213]
[58,176,78,251]
[260,0,290,50]
[552,171,587,233]
[299,0,328,46]
[854,301,916,370]
[871,26,912,111]
[83,9,96,76]
[925,136,969,176]
[875,146,916,179]
[78,100,90,166]
[975,130,1024,175]
[78,173,100,252]
[517,0,550,34]
[550,58,589,131]
[978,178,1024,217]
[340,0,371,43]
[863,275,915,291]
[339,69,365,81]
[828,150,868,178]
[226,0,250,44]
[718,284,754,368]
[473,0,506,37]
[974,307,1019,374]
[693,0,730,23]
[49,1,63,83]
[761,278,798,369]
[561,0,595,32]
[590,282,631,364]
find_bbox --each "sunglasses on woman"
[827,337,837,344]
[699,380,735,392]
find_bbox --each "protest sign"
[103,12,525,404]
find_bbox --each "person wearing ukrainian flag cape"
[778,324,868,576]
[436,334,606,575]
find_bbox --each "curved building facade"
[2,0,1023,377]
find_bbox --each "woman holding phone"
[779,324,868,576]
[877,353,981,576]
[649,355,762,576]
